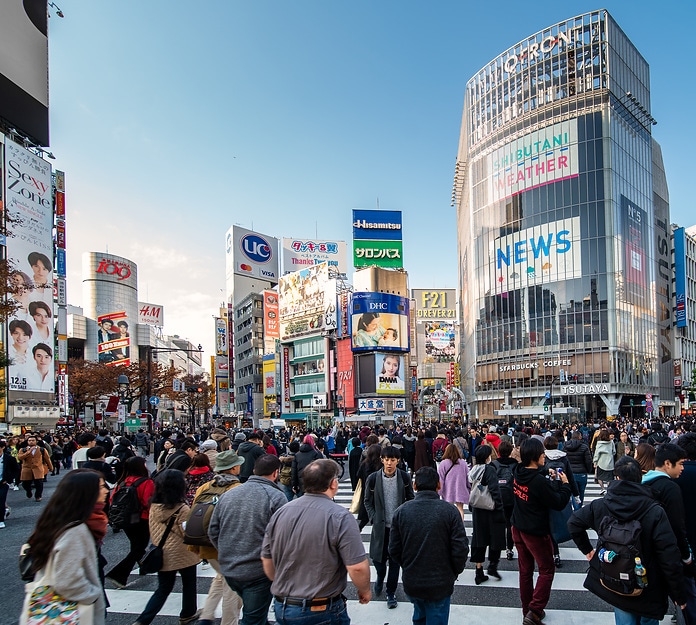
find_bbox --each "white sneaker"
[11,485,19,491]
[0,522,6,529]
[5,506,10,518]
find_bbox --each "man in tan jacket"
[189,450,245,625]
[17,434,52,501]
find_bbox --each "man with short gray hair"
[262,459,371,624]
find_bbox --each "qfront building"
[454,10,673,422]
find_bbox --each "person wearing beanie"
[201,439,219,469]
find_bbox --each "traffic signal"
[197,386,203,393]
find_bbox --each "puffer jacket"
[148,503,200,571]
[564,439,593,475]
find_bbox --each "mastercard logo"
[240,264,252,271]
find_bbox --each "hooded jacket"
[593,440,615,471]
[564,439,594,475]
[568,479,686,619]
[544,449,579,497]
[511,464,571,536]
[291,443,322,493]
[237,441,266,482]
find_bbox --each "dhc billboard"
[349,292,410,353]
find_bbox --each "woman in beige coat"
[17,434,53,501]
[133,469,201,625]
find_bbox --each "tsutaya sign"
[560,383,610,395]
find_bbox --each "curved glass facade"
[455,10,667,422]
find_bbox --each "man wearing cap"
[190,450,245,625]
[262,459,371,624]
[237,431,266,483]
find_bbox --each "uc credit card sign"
[227,225,279,280]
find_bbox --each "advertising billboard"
[263,290,280,339]
[675,227,687,328]
[97,311,131,366]
[279,263,337,341]
[215,317,228,356]
[282,238,348,275]
[138,302,164,327]
[0,1,49,146]
[490,216,582,293]
[4,137,55,393]
[336,338,355,410]
[263,354,277,416]
[226,225,279,281]
[424,321,456,360]
[487,120,579,202]
[375,353,405,396]
[352,209,404,269]
[621,195,650,307]
[412,289,457,319]
[350,292,409,352]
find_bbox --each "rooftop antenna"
[315,221,318,239]
[376,197,380,210]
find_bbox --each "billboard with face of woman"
[349,292,409,353]
[375,353,405,395]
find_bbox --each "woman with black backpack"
[105,457,154,589]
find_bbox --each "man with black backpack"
[492,440,517,561]
[186,450,245,625]
[568,456,686,625]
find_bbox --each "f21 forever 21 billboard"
[3,137,55,393]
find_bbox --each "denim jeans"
[274,598,350,625]
[280,483,295,502]
[613,607,658,625]
[137,565,198,625]
[225,575,273,625]
[408,594,451,625]
[575,473,588,504]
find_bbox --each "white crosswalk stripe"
[104,477,627,624]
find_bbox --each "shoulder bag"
[349,479,363,514]
[139,507,182,574]
[469,467,495,511]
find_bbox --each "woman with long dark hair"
[21,469,108,625]
[105,457,155,588]
[355,443,383,529]
[132,470,200,625]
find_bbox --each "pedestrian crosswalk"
[102,479,626,624]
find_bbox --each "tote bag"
[349,480,363,514]
[469,466,495,511]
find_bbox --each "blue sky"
[47,1,696,358]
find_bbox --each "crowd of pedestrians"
[4,414,696,625]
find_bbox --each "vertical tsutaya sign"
[352,209,403,269]
[4,138,55,393]
[263,290,280,339]
[621,195,650,308]
[491,216,581,293]
[97,312,131,366]
[674,228,687,328]
[488,120,579,201]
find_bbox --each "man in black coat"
[568,456,686,624]
[564,431,594,503]
[164,437,197,472]
[364,446,414,609]
[389,466,468,624]
[0,440,20,528]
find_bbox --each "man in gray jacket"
[209,454,286,625]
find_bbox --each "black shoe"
[474,568,489,585]
[487,565,502,580]
[26,490,32,499]
[372,580,383,597]
[506,549,514,561]
[554,555,562,568]
[523,611,546,625]
[386,593,397,609]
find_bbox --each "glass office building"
[454,10,671,422]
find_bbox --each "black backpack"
[491,459,515,507]
[596,515,647,597]
[109,477,147,530]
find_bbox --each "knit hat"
[215,450,245,472]
[201,439,217,451]
[234,432,247,442]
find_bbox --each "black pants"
[137,565,198,625]
[373,527,401,594]
[106,519,150,585]
[23,478,43,499]
[0,483,8,521]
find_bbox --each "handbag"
[549,498,574,544]
[349,479,363,514]
[138,507,181,574]
[19,544,35,582]
[469,467,495,511]
[20,537,96,625]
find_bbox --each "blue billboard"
[352,209,403,241]
[675,227,687,328]
[349,292,409,353]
